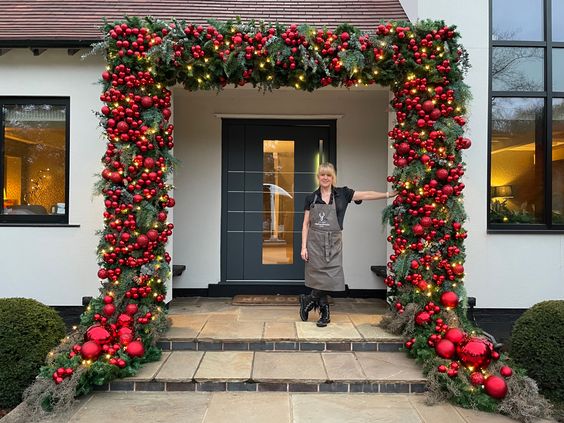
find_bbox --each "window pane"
[262,140,294,264]
[553,49,564,91]
[490,98,545,224]
[2,104,67,217]
[553,99,564,224]
[492,47,544,91]
[553,0,564,41]
[492,0,544,41]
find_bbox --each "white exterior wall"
[406,0,564,307]
[0,50,105,305]
[172,87,390,290]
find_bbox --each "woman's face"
[318,171,333,189]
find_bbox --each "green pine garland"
[19,16,550,422]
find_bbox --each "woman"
[299,162,394,327]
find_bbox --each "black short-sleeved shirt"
[303,186,356,230]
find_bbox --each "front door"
[222,119,335,283]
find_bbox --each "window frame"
[0,96,70,225]
[488,0,564,232]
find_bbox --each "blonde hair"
[317,162,337,185]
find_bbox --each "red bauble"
[396,142,410,155]
[140,96,153,108]
[436,168,449,180]
[420,217,432,227]
[442,185,454,196]
[415,311,431,326]
[470,372,485,386]
[430,108,442,120]
[500,366,513,378]
[456,337,493,370]
[162,108,171,119]
[103,295,113,304]
[80,341,101,360]
[435,339,456,359]
[102,303,116,317]
[101,106,110,116]
[440,291,459,308]
[136,234,149,247]
[125,303,139,316]
[158,212,167,222]
[116,121,129,133]
[147,229,159,241]
[117,313,133,327]
[422,100,434,113]
[110,172,122,184]
[117,326,133,337]
[444,328,465,344]
[412,224,425,236]
[97,269,108,279]
[143,157,155,169]
[484,375,508,399]
[126,340,145,358]
[85,325,112,345]
[452,264,465,275]
[119,333,134,345]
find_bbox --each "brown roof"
[0,0,408,47]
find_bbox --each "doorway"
[221,119,336,285]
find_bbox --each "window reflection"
[553,0,564,42]
[552,99,564,224]
[492,0,543,41]
[490,98,545,224]
[2,104,67,217]
[492,47,544,92]
[262,140,294,264]
[552,49,564,91]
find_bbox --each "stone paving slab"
[355,352,425,382]
[238,306,298,322]
[252,352,327,382]
[194,351,254,382]
[292,393,422,423]
[70,392,211,422]
[198,320,265,341]
[296,322,363,341]
[155,351,204,382]
[263,322,297,340]
[408,396,467,422]
[202,392,290,423]
[355,323,403,341]
[123,352,171,381]
[321,352,367,382]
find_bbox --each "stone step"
[96,350,426,394]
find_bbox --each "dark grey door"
[222,119,335,283]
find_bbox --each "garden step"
[95,350,426,394]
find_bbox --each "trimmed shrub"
[0,298,66,408]
[510,300,564,402]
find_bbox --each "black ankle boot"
[299,294,318,321]
[316,303,331,327]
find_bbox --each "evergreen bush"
[510,300,564,402]
[0,298,66,408]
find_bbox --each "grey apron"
[305,194,345,291]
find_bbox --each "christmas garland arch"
[27,16,549,421]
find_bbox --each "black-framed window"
[489,0,564,230]
[1,98,70,224]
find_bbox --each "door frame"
[220,118,337,285]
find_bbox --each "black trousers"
[311,289,330,305]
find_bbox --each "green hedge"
[0,298,66,408]
[511,300,564,402]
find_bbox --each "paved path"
[47,391,521,423]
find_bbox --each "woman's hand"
[301,247,308,262]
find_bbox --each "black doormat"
[232,295,333,305]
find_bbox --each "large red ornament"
[436,168,449,180]
[422,100,434,113]
[484,375,508,399]
[430,108,442,120]
[452,264,464,275]
[456,336,493,370]
[116,121,129,133]
[420,216,432,227]
[140,96,153,108]
[440,291,459,308]
[126,340,145,358]
[143,157,155,169]
[147,229,159,241]
[470,371,485,386]
[435,339,456,359]
[500,366,513,378]
[85,325,113,345]
[162,108,171,119]
[97,269,108,279]
[136,234,149,247]
[412,224,425,236]
[396,142,410,155]
[102,303,116,317]
[80,341,101,360]
[444,328,465,344]
[125,303,139,316]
